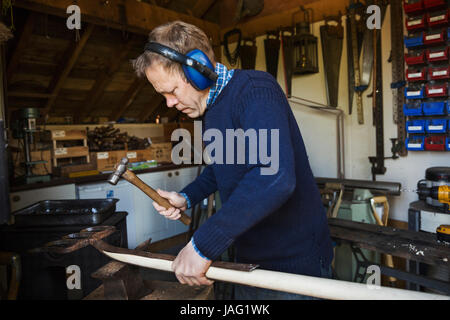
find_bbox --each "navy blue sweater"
[181,70,333,276]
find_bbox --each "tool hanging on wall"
[348,0,365,123]
[240,38,257,69]
[389,0,407,156]
[264,31,280,79]
[223,28,242,67]
[320,14,344,108]
[280,27,295,97]
[368,0,400,182]
[346,2,364,115]
[360,0,387,123]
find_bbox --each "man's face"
[145,64,208,118]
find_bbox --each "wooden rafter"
[220,0,348,39]
[192,0,216,17]
[13,0,221,47]
[6,12,36,83]
[110,78,147,121]
[43,24,95,117]
[7,92,53,98]
[77,37,136,122]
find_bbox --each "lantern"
[291,7,318,75]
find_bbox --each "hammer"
[107,157,191,226]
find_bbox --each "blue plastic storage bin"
[446,136,450,151]
[406,136,425,150]
[426,119,447,133]
[404,86,424,99]
[404,33,424,48]
[407,119,426,133]
[404,103,423,116]
[422,101,447,115]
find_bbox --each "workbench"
[328,218,450,295]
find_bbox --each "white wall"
[222,5,449,222]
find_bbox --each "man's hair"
[131,21,215,79]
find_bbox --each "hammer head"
[107,157,129,185]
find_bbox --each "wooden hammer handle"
[122,170,192,226]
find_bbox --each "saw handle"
[122,170,192,226]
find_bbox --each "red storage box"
[428,66,450,80]
[404,0,424,14]
[406,15,427,31]
[425,136,446,151]
[426,47,449,62]
[423,0,447,10]
[406,50,426,65]
[425,83,448,97]
[424,29,446,45]
[427,10,449,27]
[406,67,427,81]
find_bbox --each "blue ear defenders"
[144,42,218,91]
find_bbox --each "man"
[132,21,333,300]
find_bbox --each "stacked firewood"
[87,126,150,151]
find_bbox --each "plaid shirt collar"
[206,62,234,108]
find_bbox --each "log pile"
[87,126,150,152]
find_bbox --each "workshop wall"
[222,5,449,222]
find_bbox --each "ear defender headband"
[144,42,218,91]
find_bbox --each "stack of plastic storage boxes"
[403,0,450,151]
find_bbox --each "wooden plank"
[13,0,221,47]
[50,129,87,140]
[7,13,36,83]
[43,24,95,116]
[53,146,89,158]
[110,78,147,121]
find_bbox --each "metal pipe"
[315,177,402,196]
[288,95,345,179]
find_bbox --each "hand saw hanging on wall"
[320,14,344,108]
[348,1,365,123]
[349,0,387,124]
[346,2,364,115]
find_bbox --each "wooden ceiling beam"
[7,12,36,83]
[13,0,221,47]
[7,91,54,98]
[42,23,94,117]
[220,0,347,39]
[110,78,147,121]
[192,0,217,18]
[77,37,136,122]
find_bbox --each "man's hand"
[172,240,213,286]
[152,189,187,220]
